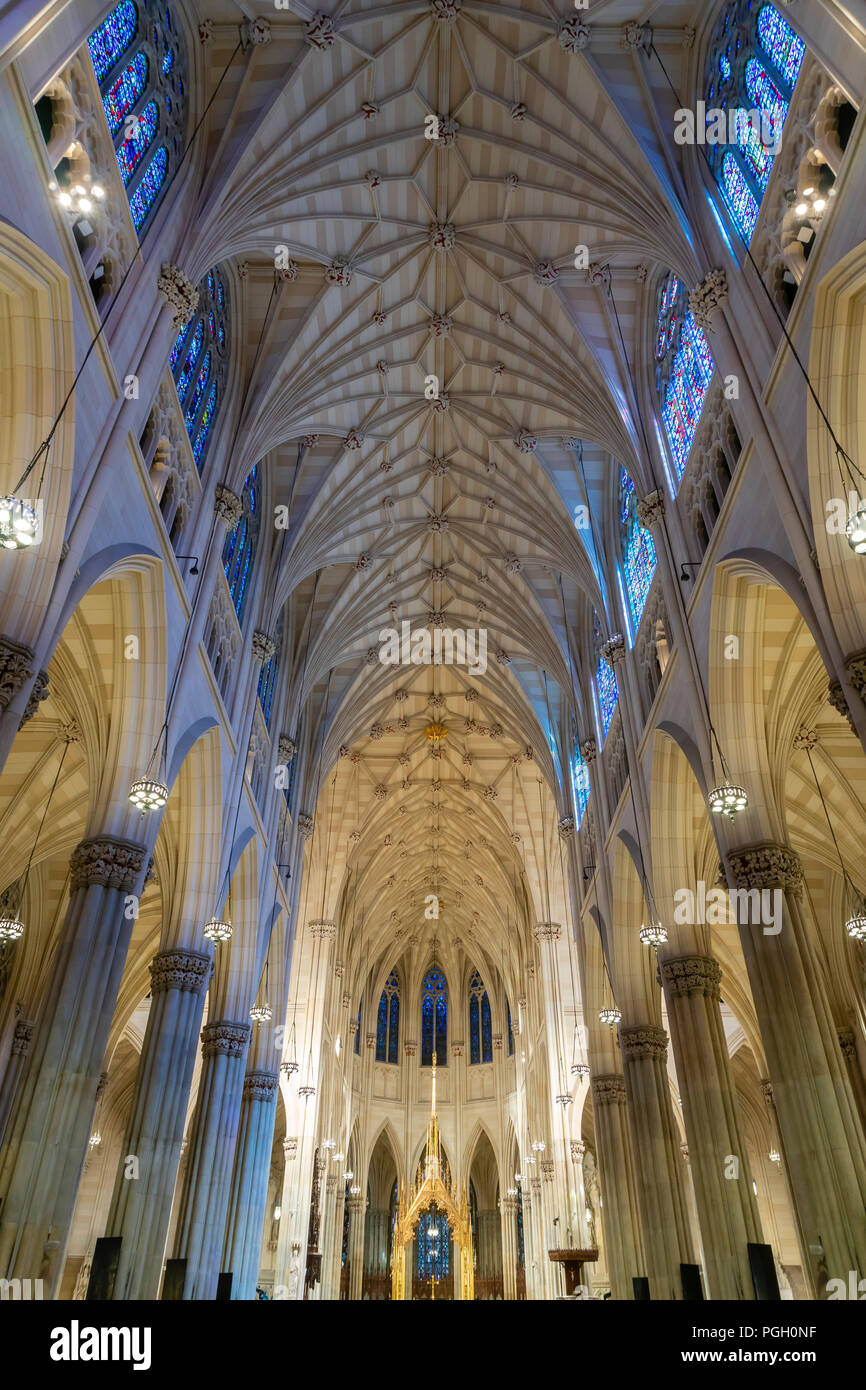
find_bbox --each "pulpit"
[548,1248,598,1296]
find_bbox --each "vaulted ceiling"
[188,0,706,978]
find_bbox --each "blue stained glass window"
[417,1210,451,1281]
[223,466,259,623]
[745,58,788,126]
[572,745,591,825]
[354,1004,361,1055]
[722,151,761,241]
[421,966,447,1066]
[597,656,618,740]
[161,46,174,76]
[656,273,715,481]
[757,4,806,85]
[620,467,657,626]
[128,146,167,229]
[375,970,400,1063]
[184,350,211,432]
[102,53,148,135]
[116,100,157,184]
[735,111,774,188]
[207,270,215,296]
[88,1,138,82]
[192,385,218,468]
[171,266,229,471]
[257,652,278,727]
[468,969,492,1064]
[719,53,732,80]
[506,1000,514,1056]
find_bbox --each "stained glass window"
[223,467,260,624]
[655,273,715,482]
[257,653,278,728]
[468,969,492,1065]
[354,1004,361,1055]
[88,1,187,239]
[572,745,591,826]
[103,53,148,135]
[170,267,229,471]
[620,467,657,626]
[376,970,400,1063]
[704,3,805,244]
[421,966,448,1066]
[116,99,157,184]
[597,657,618,740]
[516,1185,524,1268]
[88,1,137,82]
[506,1000,514,1056]
[416,1209,451,1281]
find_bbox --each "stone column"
[0,1020,34,1146]
[346,1194,365,1298]
[591,1074,644,1300]
[500,1195,517,1299]
[619,1025,694,1299]
[171,1019,251,1300]
[838,1029,866,1134]
[660,955,763,1299]
[0,834,147,1294]
[106,947,211,1300]
[223,1070,280,1300]
[727,843,866,1293]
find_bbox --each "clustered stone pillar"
[106,947,211,1300]
[661,955,763,1299]
[0,834,147,1295]
[500,1195,518,1299]
[346,1194,365,1298]
[619,1025,694,1298]
[727,843,866,1293]
[171,1019,251,1299]
[223,1069,280,1300]
[590,1074,644,1299]
[0,1020,34,1146]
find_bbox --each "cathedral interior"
[1,0,866,1317]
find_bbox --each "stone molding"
[591,1074,627,1105]
[726,843,803,894]
[243,1071,279,1101]
[201,1020,251,1060]
[69,835,148,893]
[214,484,242,530]
[619,1024,668,1060]
[660,954,722,1000]
[0,634,36,711]
[150,949,211,995]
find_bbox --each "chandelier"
[571,1062,590,1078]
[249,1004,272,1024]
[599,1007,621,1027]
[708,783,748,818]
[128,777,169,813]
[0,916,25,942]
[203,917,232,943]
[639,921,668,948]
[846,503,866,554]
[0,496,39,549]
[846,911,866,942]
[88,1132,102,1147]
[48,173,105,217]
[280,1058,299,1076]
[298,1084,316,1099]
[555,1093,573,1106]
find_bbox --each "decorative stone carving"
[451,1040,464,1057]
[493,1033,503,1050]
[688,268,729,333]
[284,1137,298,1158]
[558,17,591,51]
[532,261,559,287]
[245,16,272,44]
[636,490,665,530]
[845,650,866,701]
[157,264,198,330]
[404,1040,418,1057]
[429,0,461,19]
[198,19,213,42]
[838,1029,857,1062]
[601,634,626,668]
[726,843,803,894]
[366,1032,376,1049]
[70,836,147,893]
[760,1078,774,1105]
[587,262,611,289]
[0,635,35,712]
[327,258,354,286]
[514,432,537,454]
[18,669,49,727]
[579,738,597,763]
[429,221,456,251]
[558,815,575,838]
[252,630,276,664]
[297,813,315,839]
[306,12,336,48]
[620,1024,668,1060]
[622,21,652,52]
[214,484,242,530]
[244,1071,279,1100]
[430,313,452,338]
[828,679,855,732]
[431,393,451,413]
[362,102,380,120]
[201,1021,251,1059]
[150,949,211,995]
[510,102,526,121]
[433,115,459,146]
[278,735,296,763]
[541,1159,555,1181]
[534,922,561,941]
[12,1020,34,1056]
[792,726,817,751]
[660,955,722,1000]
[591,1074,627,1105]
[570,1140,586,1161]
[309,919,336,938]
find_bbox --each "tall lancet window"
[571,742,591,827]
[704,3,806,243]
[257,614,282,730]
[354,1003,361,1056]
[376,970,400,1064]
[655,272,715,483]
[170,267,230,471]
[468,969,492,1064]
[421,966,448,1066]
[593,612,618,742]
[620,466,657,628]
[88,0,188,233]
[223,465,260,624]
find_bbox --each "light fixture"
[846,503,866,555]
[274,1205,281,1220]
[203,917,232,943]
[0,917,25,942]
[322,1139,336,1151]
[555,1093,573,1106]
[48,172,106,217]
[350,1184,361,1195]
[571,1062,590,1078]
[280,1058,299,1076]
[599,1007,621,1027]
[795,202,808,216]
[531,1140,546,1152]
[514,1172,522,1183]
[128,777,169,813]
[639,921,668,948]
[813,198,826,213]
[708,783,748,818]
[769,1149,781,1163]
[249,1003,272,1023]
[846,912,866,942]
[0,496,39,549]
[344,1169,354,1180]
[88,1132,102,1147]
[298,1085,316,1099]
[334,1151,344,1163]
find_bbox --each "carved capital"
[726,843,802,894]
[18,670,49,728]
[622,21,652,52]
[688,268,728,333]
[591,1074,627,1105]
[150,949,211,995]
[243,1070,279,1101]
[0,634,35,712]
[636,490,665,530]
[278,734,296,763]
[69,835,147,893]
[600,634,626,668]
[579,738,597,764]
[214,484,242,530]
[309,919,336,939]
[157,264,198,330]
[844,650,866,702]
[558,815,575,838]
[283,1136,298,1159]
[660,954,722,1000]
[12,1020,34,1055]
[252,630,277,664]
[760,1078,774,1105]
[201,1020,251,1060]
[297,813,315,840]
[404,1040,418,1057]
[619,1024,668,1060]
[838,1028,857,1062]
[534,921,561,941]
[558,17,591,52]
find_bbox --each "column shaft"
[591,1074,644,1299]
[223,1071,279,1300]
